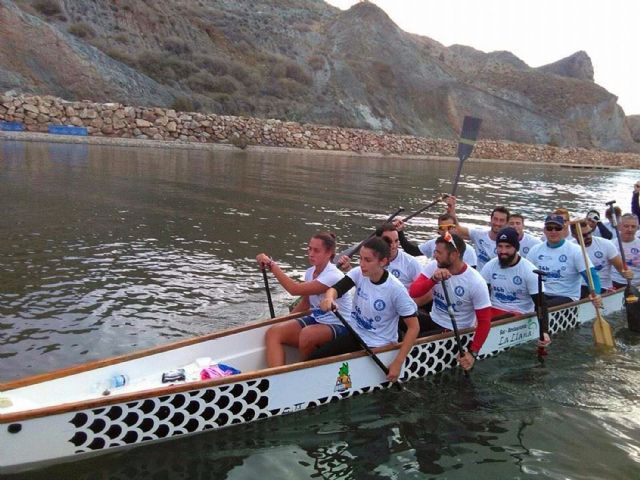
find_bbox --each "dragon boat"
[0,289,624,473]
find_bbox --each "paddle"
[331,309,403,391]
[334,116,482,265]
[333,207,405,264]
[574,222,615,348]
[261,267,276,319]
[533,269,549,363]
[397,117,481,230]
[440,278,470,377]
[401,193,449,223]
[451,116,483,197]
[606,200,640,332]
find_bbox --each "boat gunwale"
[0,290,618,423]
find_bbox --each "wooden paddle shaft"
[575,222,615,347]
[575,223,597,295]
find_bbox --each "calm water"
[1,140,639,479]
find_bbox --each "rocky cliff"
[0,0,637,152]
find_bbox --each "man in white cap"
[585,209,613,240]
[481,227,542,316]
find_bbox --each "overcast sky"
[325,0,639,115]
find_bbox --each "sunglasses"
[545,225,563,232]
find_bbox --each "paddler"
[409,233,493,371]
[444,195,510,270]
[526,215,602,308]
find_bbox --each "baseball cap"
[544,214,565,227]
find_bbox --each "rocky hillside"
[1,0,638,152]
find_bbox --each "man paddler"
[570,219,632,295]
[507,213,541,256]
[393,213,478,267]
[337,222,422,289]
[526,214,602,308]
[480,227,542,317]
[409,233,493,371]
[611,213,640,288]
[445,196,510,271]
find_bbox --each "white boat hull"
[0,290,625,473]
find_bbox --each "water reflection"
[3,143,634,378]
[1,140,639,478]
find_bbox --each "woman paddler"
[310,236,420,382]
[257,232,353,367]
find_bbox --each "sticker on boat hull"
[334,362,352,392]
[497,318,538,348]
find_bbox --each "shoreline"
[0,131,622,170]
[2,93,639,170]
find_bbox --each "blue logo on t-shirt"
[632,248,639,254]
[559,255,567,263]
[523,247,530,255]
[513,276,523,285]
[594,251,603,258]
[391,269,400,278]
[373,299,386,311]
[454,286,465,296]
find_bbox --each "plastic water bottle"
[95,374,129,396]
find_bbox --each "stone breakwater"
[1,94,639,168]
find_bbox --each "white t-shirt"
[519,232,542,257]
[481,256,541,313]
[469,228,497,271]
[526,240,592,301]
[388,250,422,289]
[305,264,353,325]
[418,238,478,267]
[345,267,417,347]
[584,237,618,289]
[611,237,640,287]
[421,261,492,330]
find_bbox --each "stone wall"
[2,93,639,168]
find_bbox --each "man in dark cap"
[480,227,542,316]
[526,215,602,307]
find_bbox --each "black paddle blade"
[456,116,482,162]
[625,284,640,332]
